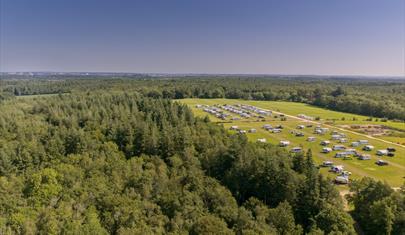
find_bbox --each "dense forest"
[2,75,405,120]
[0,76,404,234]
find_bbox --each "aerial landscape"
[0,0,404,234]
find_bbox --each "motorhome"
[376,160,388,166]
[307,137,316,142]
[377,149,388,156]
[295,132,304,137]
[351,142,360,147]
[320,140,330,146]
[279,141,290,147]
[263,124,272,130]
[339,138,348,143]
[330,165,344,173]
[334,176,349,184]
[358,154,371,160]
[363,145,374,151]
[322,147,332,153]
[331,135,342,140]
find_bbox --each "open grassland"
[181,98,405,145]
[179,98,405,187]
[182,99,405,130]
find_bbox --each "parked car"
[377,149,388,156]
[295,132,304,137]
[322,147,332,153]
[334,176,349,184]
[376,160,388,166]
[321,161,333,167]
[358,154,371,160]
[343,155,353,160]
[307,137,316,142]
[330,165,344,173]
[363,145,374,151]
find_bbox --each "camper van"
[279,141,290,147]
[377,149,388,156]
[363,145,374,151]
[339,138,348,143]
[330,165,344,173]
[331,135,342,140]
[322,147,332,153]
[263,124,272,130]
[376,160,388,166]
[358,154,371,160]
[334,176,349,184]
[257,138,266,143]
[320,140,330,146]
[248,128,257,133]
[307,137,316,142]
[295,132,304,137]
[351,142,360,147]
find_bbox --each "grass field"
[179,99,405,187]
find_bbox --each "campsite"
[181,98,405,187]
[2,0,405,233]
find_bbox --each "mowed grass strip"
[179,98,405,187]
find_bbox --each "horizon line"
[1,71,404,78]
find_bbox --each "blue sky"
[1,0,404,76]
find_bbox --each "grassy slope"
[179,99,405,187]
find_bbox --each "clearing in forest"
[180,98,405,187]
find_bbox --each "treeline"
[349,178,405,235]
[0,92,357,234]
[139,78,405,121]
[0,91,404,234]
[2,76,405,120]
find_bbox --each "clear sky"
[1,0,404,76]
